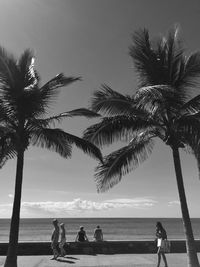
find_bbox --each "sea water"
[0,218,200,242]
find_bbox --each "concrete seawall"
[0,240,200,255]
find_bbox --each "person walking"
[75,226,89,242]
[156,221,168,267]
[59,223,67,257]
[94,225,103,241]
[51,219,60,260]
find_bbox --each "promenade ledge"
[0,240,200,255]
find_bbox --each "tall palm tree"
[83,27,200,267]
[0,47,102,267]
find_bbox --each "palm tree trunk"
[172,146,199,267]
[4,149,24,267]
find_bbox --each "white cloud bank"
[168,200,180,206]
[0,197,157,217]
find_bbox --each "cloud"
[106,198,157,208]
[0,197,157,217]
[8,194,14,198]
[20,197,157,216]
[168,200,180,206]
[0,203,12,217]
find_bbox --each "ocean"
[0,218,200,242]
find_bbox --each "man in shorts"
[51,219,60,260]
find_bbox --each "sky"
[0,0,200,218]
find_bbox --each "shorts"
[51,242,59,250]
[59,238,66,248]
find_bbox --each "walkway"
[0,253,199,267]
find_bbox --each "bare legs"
[51,243,59,260]
[157,249,168,267]
[59,244,66,257]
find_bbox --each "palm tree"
[83,27,200,267]
[0,47,102,267]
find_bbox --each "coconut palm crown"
[0,47,102,267]
[83,27,200,267]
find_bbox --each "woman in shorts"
[156,221,168,267]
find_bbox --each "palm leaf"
[0,46,19,88]
[134,84,182,115]
[176,114,200,145]
[30,128,72,158]
[181,52,200,88]
[18,49,34,76]
[0,100,17,127]
[0,144,16,168]
[129,28,163,86]
[165,25,182,79]
[179,94,200,115]
[39,74,81,108]
[19,74,81,120]
[177,116,200,177]
[62,132,103,162]
[91,84,135,116]
[30,128,102,162]
[26,109,101,132]
[17,49,38,90]
[0,130,17,168]
[129,26,199,104]
[60,108,101,119]
[83,115,156,147]
[95,133,155,192]
[26,115,66,130]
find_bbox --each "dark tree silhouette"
[0,47,102,267]
[84,27,200,267]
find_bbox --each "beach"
[0,254,199,267]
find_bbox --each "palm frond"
[179,94,200,115]
[129,28,163,86]
[0,144,16,168]
[26,109,101,132]
[0,100,17,127]
[165,25,181,75]
[39,74,81,108]
[83,115,156,147]
[95,132,155,192]
[177,116,200,177]
[40,74,81,99]
[176,114,200,145]
[134,84,182,115]
[62,132,103,162]
[30,128,102,162]
[130,26,195,104]
[19,74,81,120]
[165,27,187,92]
[60,108,101,119]
[90,84,135,116]
[0,130,17,168]
[0,46,19,89]
[30,128,72,158]
[17,49,38,90]
[18,49,34,75]
[26,115,65,130]
[180,52,200,88]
